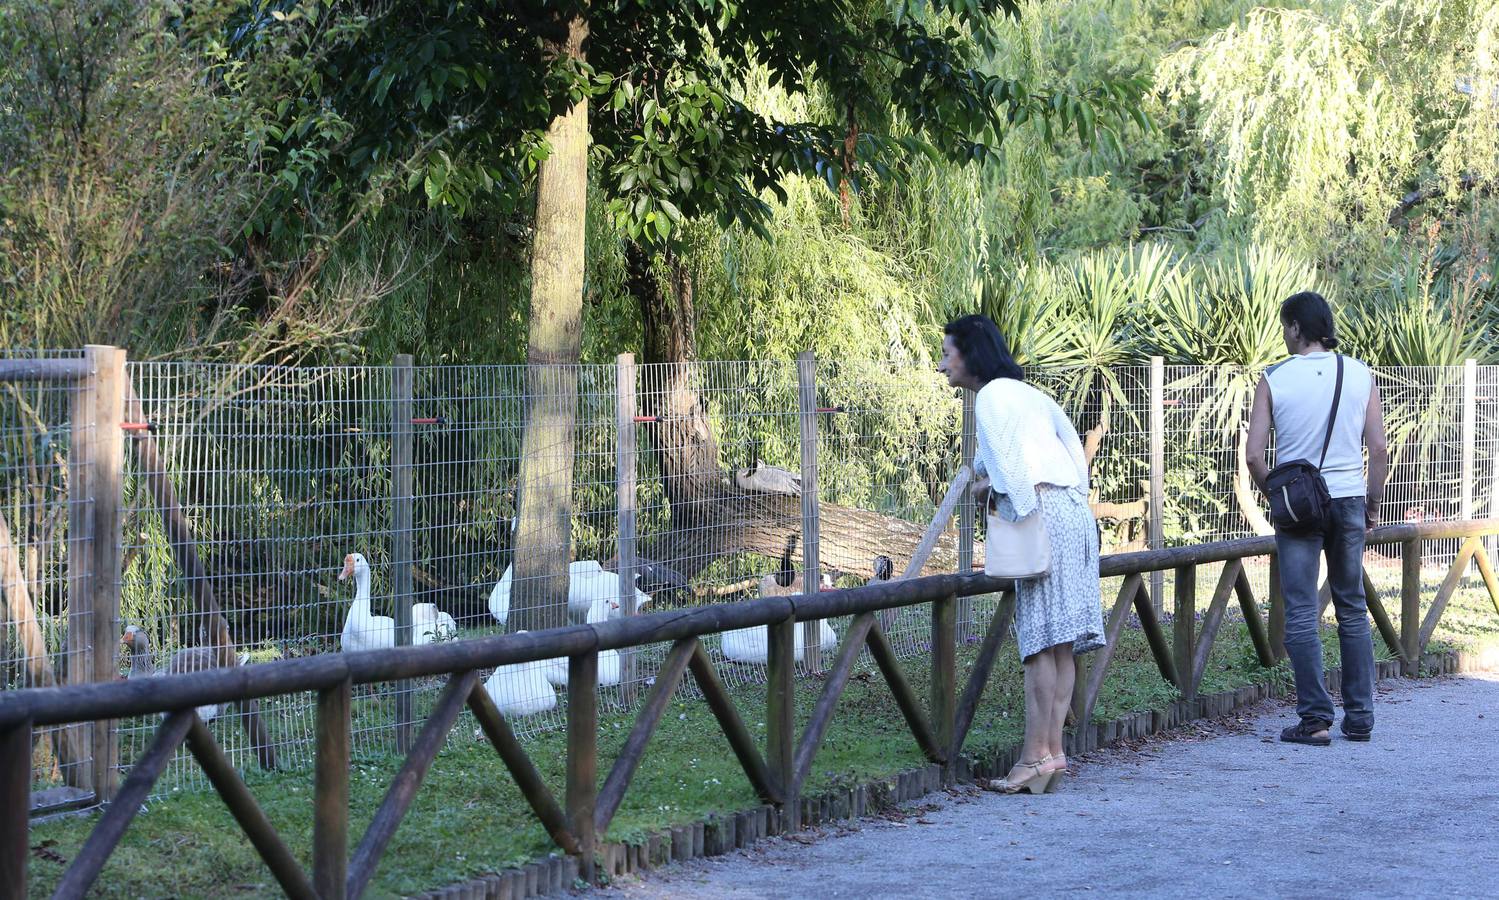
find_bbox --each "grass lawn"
[26,575,1499,898]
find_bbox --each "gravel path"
[591,674,1499,899]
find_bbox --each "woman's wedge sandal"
[981,758,1054,795]
[1042,755,1066,793]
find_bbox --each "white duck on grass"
[122,625,245,722]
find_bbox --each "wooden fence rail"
[2,519,1498,898]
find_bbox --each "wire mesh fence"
[0,350,96,804]
[3,350,1496,804]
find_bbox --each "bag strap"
[1318,354,1345,470]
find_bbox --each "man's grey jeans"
[1273,497,1375,731]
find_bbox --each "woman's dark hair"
[943,314,1025,383]
[1280,291,1339,350]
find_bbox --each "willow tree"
[1159,0,1499,273]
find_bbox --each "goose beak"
[338,556,354,581]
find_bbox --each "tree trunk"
[512,11,590,632]
[628,244,968,581]
[0,510,88,788]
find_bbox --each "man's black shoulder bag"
[1265,354,1344,534]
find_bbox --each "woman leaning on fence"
[938,314,1105,794]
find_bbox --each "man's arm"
[1246,377,1273,494]
[1364,380,1389,530]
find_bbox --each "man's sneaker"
[1340,722,1372,742]
[1280,719,1332,746]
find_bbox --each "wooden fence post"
[1,720,30,900]
[1401,540,1421,676]
[957,391,976,639]
[391,354,414,753]
[1268,553,1286,661]
[87,346,126,802]
[766,618,796,828]
[1173,565,1197,700]
[314,679,351,900]
[931,594,956,784]
[567,654,599,882]
[615,354,639,704]
[66,348,100,792]
[795,351,822,673]
[1149,357,1166,615]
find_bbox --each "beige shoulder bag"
[983,494,1052,580]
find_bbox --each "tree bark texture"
[513,10,590,631]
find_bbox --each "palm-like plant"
[1139,244,1326,535]
[982,244,1181,525]
[1339,226,1498,501]
[983,243,1178,410]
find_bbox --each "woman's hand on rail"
[971,475,992,508]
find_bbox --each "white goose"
[483,633,558,717]
[412,603,458,644]
[488,559,651,627]
[338,552,394,653]
[539,648,623,688]
[720,620,836,664]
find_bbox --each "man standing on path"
[1246,291,1390,746]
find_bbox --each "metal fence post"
[615,354,639,704]
[391,354,415,753]
[1149,357,1166,614]
[795,351,822,674]
[87,346,126,802]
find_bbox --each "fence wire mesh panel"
[815,359,963,657]
[1375,368,1468,566]
[0,350,94,805]
[7,351,1494,806]
[119,362,619,791]
[633,360,804,692]
[486,363,621,729]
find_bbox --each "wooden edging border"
[414,647,1494,900]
